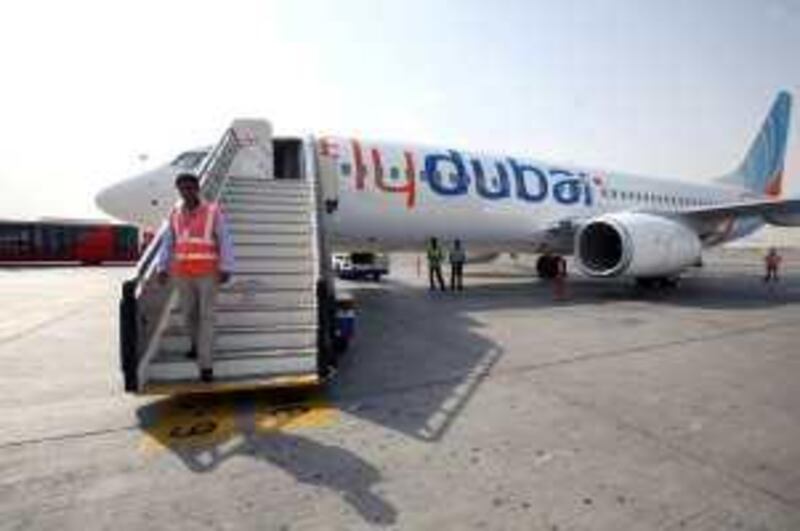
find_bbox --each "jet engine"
[575,212,701,278]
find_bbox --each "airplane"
[96,92,800,286]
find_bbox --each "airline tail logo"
[735,91,792,197]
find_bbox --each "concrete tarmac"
[1,249,799,530]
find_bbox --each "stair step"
[142,372,319,394]
[231,234,309,246]
[148,355,318,382]
[222,203,311,214]
[221,275,316,293]
[223,186,313,197]
[223,186,310,196]
[234,261,314,276]
[227,212,311,224]
[212,302,317,312]
[234,245,313,259]
[223,189,310,198]
[224,281,315,295]
[161,328,316,353]
[225,197,312,208]
[217,290,316,306]
[164,321,316,337]
[230,222,312,235]
[168,308,317,328]
[225,179,309,187]
[228,176,309,185]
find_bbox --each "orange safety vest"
[170,201,220,277]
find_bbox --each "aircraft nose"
[95,181,129,220]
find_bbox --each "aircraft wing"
[540,197,800,256]
[676,197,800,226]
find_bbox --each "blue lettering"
[471,158,510,199]
[550,169,582,204]
[579,173,593,206]
[509,158,547,202]
[425,150,468,196]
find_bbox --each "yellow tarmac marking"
[255,399,337,432]
[142,374,320,395]
[139,394,337,456]
[139,397,236,456]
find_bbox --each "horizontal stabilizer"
[681,196,800,227]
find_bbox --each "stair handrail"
[119,126,241,392]
[307,135,336,376]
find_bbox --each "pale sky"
[1,0,799,221]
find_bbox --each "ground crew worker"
[764,247,782,283]
[553,254,568,300]
[426,237,446,291]
[156,172,235,383]
[449,239,466,291]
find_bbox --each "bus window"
[115,226,138,258]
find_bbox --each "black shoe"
[200,369,214,383]
[186,346,197,360]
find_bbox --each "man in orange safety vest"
[157,173,235,383]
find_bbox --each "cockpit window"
[170,151,208,169]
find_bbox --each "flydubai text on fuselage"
[319,136,747,250]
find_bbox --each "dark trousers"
[764,266,779,282]
[429,265,446,290]
[450,263,464,291]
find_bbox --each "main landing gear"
[634,276,680,289]
[536,254,564,279]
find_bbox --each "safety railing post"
[119,279,138,392]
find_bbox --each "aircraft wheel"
[537,255,557,279]
[636,277,679,289]
[635,277,655,289]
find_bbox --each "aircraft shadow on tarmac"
[331,282,504,443]
[131,264,797,525]
[136,395,398,527]
[476,263,800,310]
[331,268,799,442]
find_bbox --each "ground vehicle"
[0,221,139,265]
[333,252,390,281]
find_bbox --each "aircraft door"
[273,139,304,180]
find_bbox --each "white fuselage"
[318,136,757,252]
[96,136,761,255]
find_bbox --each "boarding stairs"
[119,120,335,394]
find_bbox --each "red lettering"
[351,139,367,190]
[352,140,416,208]
[373,148,416,209]
[319,137,340,158]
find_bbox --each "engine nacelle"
[575,212,701,278]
